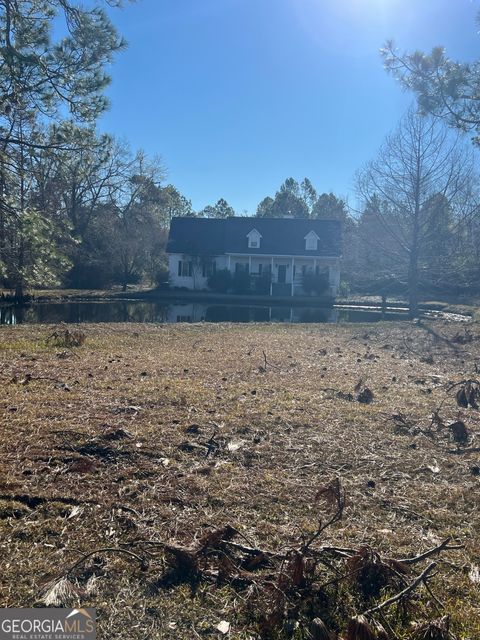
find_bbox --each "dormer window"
[247,228,262,249]
[305,230,320,251]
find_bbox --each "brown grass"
[0,320,479,639]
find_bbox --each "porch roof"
[226,254,335,260]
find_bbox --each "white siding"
[168,254,227,290]
[168,252,340,296]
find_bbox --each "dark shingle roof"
[167,217,341,257]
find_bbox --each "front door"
[278,264,287,284]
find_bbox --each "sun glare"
[290,0,401,53]
[292,0,398,24]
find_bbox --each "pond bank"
[1,287,478,318]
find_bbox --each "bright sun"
[291,0,399,41]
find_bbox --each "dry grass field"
[0,321,479,639]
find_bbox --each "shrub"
[46,328,86,348]
[253,272,271,294]
[338,280,350,297]
[207,269,232,293]
[66,263,114,289]
[232,270,251,294]
[154,264,169,287]
[302,272,329,296]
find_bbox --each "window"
[202,260,216,278]
[305,231,319,251]
[235,262,249,273]
[178,260,192,277]
[247,229,262,249]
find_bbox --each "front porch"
[226,254,340,297]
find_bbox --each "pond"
[0,299,438,325]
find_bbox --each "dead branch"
[363,562,437,616]
[220,540,284,560]
[417,323,462,353]
[205,429,219,457]
[308,545,357,558]
[397,538,464,565]
[423,581,445,613]
[65,547,149,575]
[302,479,346,551]
[261,350,279,371]
[445,378,480,393]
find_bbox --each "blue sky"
[99,0,480,214]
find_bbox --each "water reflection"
[0,300,413,325]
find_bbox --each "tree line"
[2,1,480,312]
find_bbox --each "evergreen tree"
[0,0,125,147]
[199,198,235,218]
[382,34,480,144]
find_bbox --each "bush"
[46,328,86,348]
[302,272,329,296]
[232,270,251,294]
[207,269,232,293]
[154,264,169,287]
[111,268,142,287]
[66,263,114,289]
[253,272,271,294]
[338,280,350,297]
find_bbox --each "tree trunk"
[408,252,419,319]
[15,282,24,300]
[409,139,421,320]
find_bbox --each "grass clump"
[46,326,86,348]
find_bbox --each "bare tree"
[357,108,476,316]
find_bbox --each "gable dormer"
[247,228,262,249]
[304,230,320,251]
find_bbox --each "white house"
[167,216,342,297]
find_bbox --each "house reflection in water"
[166,304,339,324]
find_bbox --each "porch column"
[314,258,317,275]
[270,257,274,296]
[228,255,231,272]
[291,257,294,296]
[248,255,252,274]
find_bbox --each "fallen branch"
[261,350,280,371]
[220,540,284,560]
[397,538,464,565]
[65,547,149,575]
[363,562,437,616]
